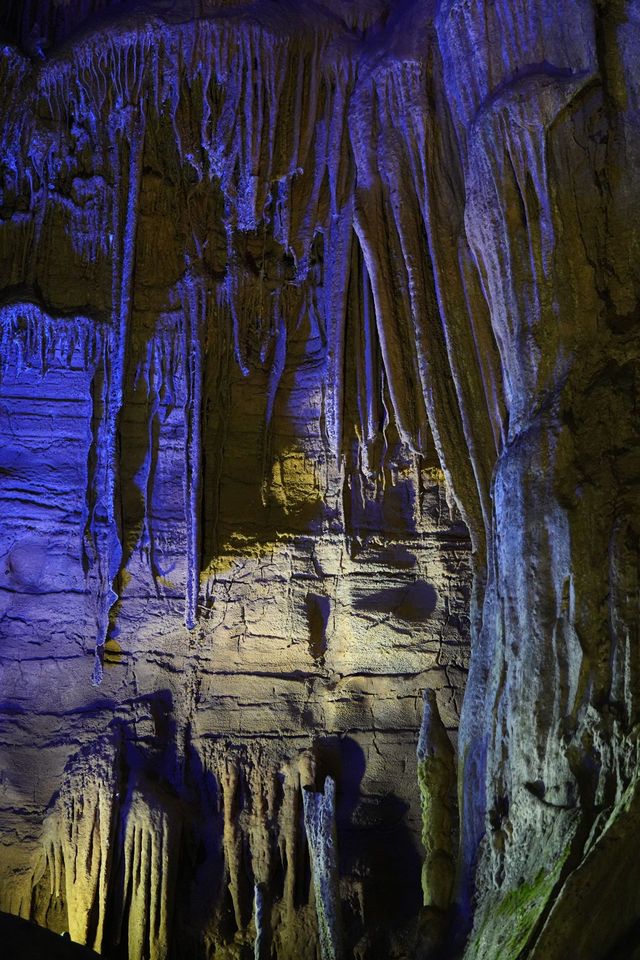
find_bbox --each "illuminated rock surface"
[0,1,638,959]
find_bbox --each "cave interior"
[0,1,639,959]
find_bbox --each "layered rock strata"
[0,4,471,958]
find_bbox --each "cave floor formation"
[1,1,639,959]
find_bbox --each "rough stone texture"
[0,4,471,959]
[0,1,639,959]
[303,776,343,960]
[417,690,456,915]
[441,3,640,957]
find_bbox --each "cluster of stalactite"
[0,11,466,683]
[27,735,344,960]
[1,1,639,957]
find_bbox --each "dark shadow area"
[171,732,227,959]
[310,736,423,955]
[312,735,366,828]
[355,579,438,621]
[355,793,423,923]
[305,592,330,660]
[379,544,418,568]
[0,911,103,960]
[605,919,640,960]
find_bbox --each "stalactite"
[179,272,205,630]
[220,758,246,932]
[302,776,343,960]
[0,16,395,632]
[357,255,378,454]
[89,113,145,685]
[350,60,496,555]
[0,42,30,182]
[36,736,120,953]
[0,304,104,381]
[321,209,353,462]
[130,315,182,570]
[416,689,457,914]
[120,781,181,960]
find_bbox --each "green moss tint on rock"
[465,850,570,960]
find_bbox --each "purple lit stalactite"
[260,306,287,506]
[225,271,250,379]
[322,208,352,461]
[180,272,205,631]
[358,256,377,452]
[90,115,144,685]
[264,308,287,433]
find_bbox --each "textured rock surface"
[303,776,343,960]
[0,0,639,958]
[417,690,456,916]
[0,3,471,958]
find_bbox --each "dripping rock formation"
[0,1,638,958]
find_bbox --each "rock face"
[0,3,471,958]
[0,1,638,959]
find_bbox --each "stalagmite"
[302,776,343,960]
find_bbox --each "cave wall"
[1,1,639,959]
[0,4,471,958]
